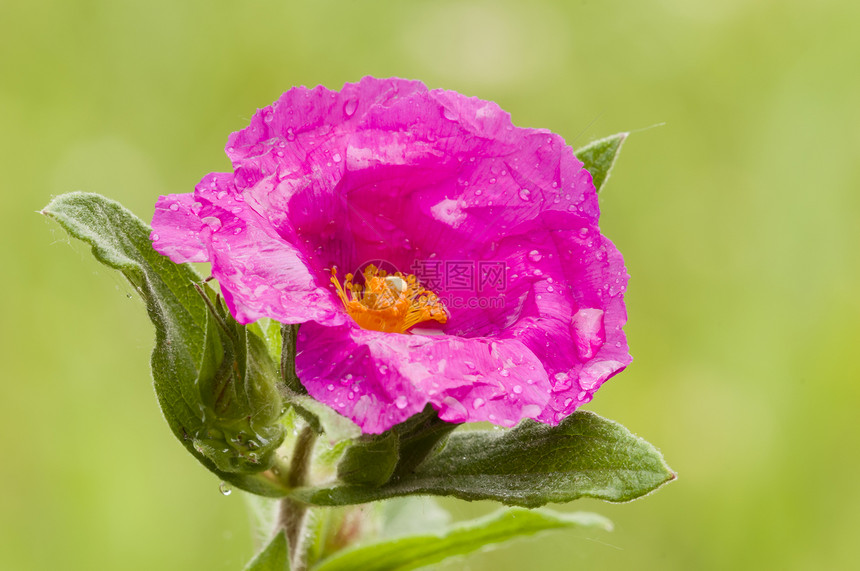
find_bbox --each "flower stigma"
[330,265,447,333]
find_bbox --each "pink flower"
[151,77,631,434]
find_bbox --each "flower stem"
[278,425,317,571]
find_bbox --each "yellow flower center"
[330,264,447,333]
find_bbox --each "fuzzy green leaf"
[42,192,288,496]
[293,411,675,508]
[244,532,290,571]
[311,507,610,571]
[575,132,628,193]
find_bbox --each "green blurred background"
[3,0,858,569]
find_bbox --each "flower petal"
[296,322,551,434]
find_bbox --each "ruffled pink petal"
[295,322,550,434]
[151,193,210,264]
[152,172,344,325]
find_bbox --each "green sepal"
[335,406,458,488]
[243,531,290,571]
[42,193,289,497]
[292,411,675,508]
[310,507,611,571]
[575,132,628,193]
[386,406,459,482]
[336,431,400,487]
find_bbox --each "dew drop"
[286,128,295,141]
[168,203,179,212]
[219,482,232,496]
[442,106,458,121]
[513,385,523,394]
[202,216,222,231]
[151,233,160,241]
[343,98,358,117]
[394,395,408,409]
[519,188,531,201]
[332,153,342,163]
[472,397,486,409]
[528,250,542,263]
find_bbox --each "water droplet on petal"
[202,216,222,231]
[571,308,606,360]
[343,98,358,117]
[442,396,468,421]
[519,188,531,201]
[151,233,160,241]
[332,153,342,163]
[442,106,458,121]
[394,395,408,409]
[219,482,232,496]
[528,250,542,263]
[472,397,486,409]
[513,385,523,394]
[552,372,573,392]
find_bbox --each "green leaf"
[311,507,610,571]
[42,192,288,497]
[575,132,628,193]
[380,497,451,539]
[244,531,290,571]
[293,411,675,508]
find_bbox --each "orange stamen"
[330,265,447,333]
